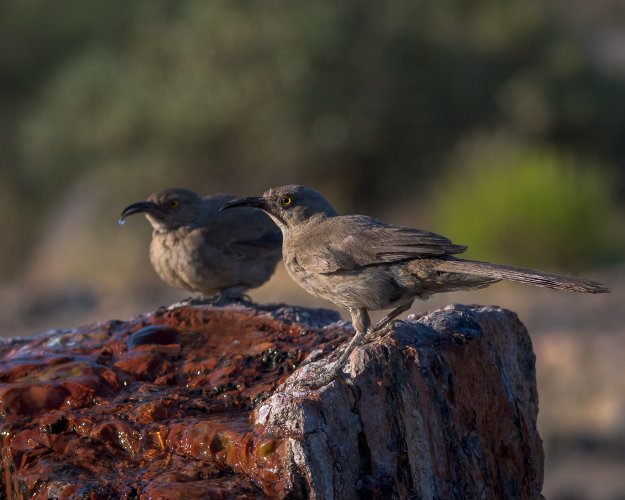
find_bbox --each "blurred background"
[1,1,624,497]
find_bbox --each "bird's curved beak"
[220,196,268,212]
[120,201,160,221]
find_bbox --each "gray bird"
[222,184,609,386]
[120,188,282,301]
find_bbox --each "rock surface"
[0,302,543,499]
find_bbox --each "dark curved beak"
[220,196,268,212]
[120,201,159,221]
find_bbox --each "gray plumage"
[222,184,608,386]
[120,188,282,299]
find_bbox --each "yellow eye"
[280,195,293,207]
[169,200,179,208]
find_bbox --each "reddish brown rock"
[0,303,544,499]
[259,305,544,499]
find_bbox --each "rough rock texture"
[0,303,543,499]
[260,305,544,499]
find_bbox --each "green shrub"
[430,139,624,271]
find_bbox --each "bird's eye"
[280,196,293,207]
[169,200,179,208]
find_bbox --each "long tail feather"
[435,259,609,293]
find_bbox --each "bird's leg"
[329,307,371,360]
[308,308,371,387]
[364,300,413,341]
[299,303,411,389]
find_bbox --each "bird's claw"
[391,318,407,329]
[327,343,349,361]
[290,359,342,390]
[296,372,339,390]
[300,348,326,366]
[212,292,254,305]
[233,293,254,305]
[363,320,403,342]
[176,292,254,307]
[168,296,210,308]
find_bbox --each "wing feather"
[295,216,466,273]
[198,194,282,261]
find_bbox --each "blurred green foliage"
[0,0,624,280]
[431,137,624,270]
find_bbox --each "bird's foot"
[204,293,232,305]
[326,334,370,361]
[297,371,340,390]
[388,318,407,330]
[305,370,340,389]
[168,292,249,308]
[168,296,210,308]
[231,293,254,305]
[290,358,344,390]
[185,292,254,307]
[206,290,255,306]
[301,348,326,365]
[363,319,405,342]
[327,344,346,362]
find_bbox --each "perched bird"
[120,188,282,301]
[222,184,609,386]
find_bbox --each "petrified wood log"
[0,303,543,499]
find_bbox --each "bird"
[119,188,282,302]
[221,184,609,386]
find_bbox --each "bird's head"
[120,188,204,231]
[220,185,338,231]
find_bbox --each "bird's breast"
[149,231,204,292]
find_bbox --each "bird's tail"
[434,259,609,293]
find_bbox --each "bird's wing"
[295,215,466,273]
[198,195,282,260]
